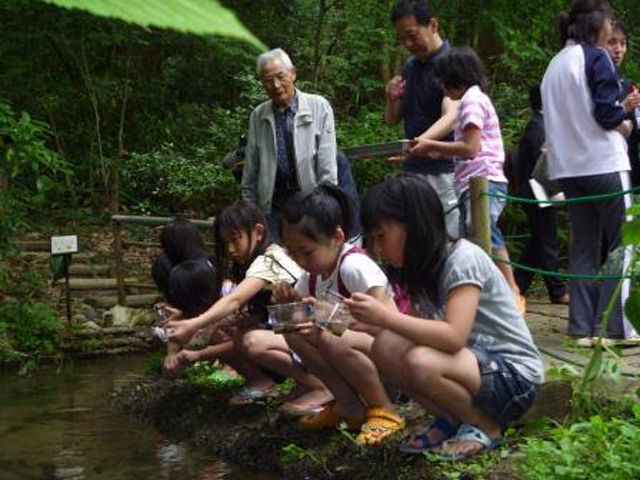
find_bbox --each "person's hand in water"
[164,352,183,375]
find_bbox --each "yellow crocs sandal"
[356,408,405,446]
[299,402,363,431]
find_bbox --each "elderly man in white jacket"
[242,48,338,241]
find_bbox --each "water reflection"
[0,355,280,480]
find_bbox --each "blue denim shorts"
[459,181,507,250]
[472,348,539,428]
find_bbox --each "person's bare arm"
[411,124,481,159]
[166,277,265,344]
[385,75,405,126]
[416,97,459,141]
[345,284,481,354]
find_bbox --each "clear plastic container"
[267,302,314,333]
[313,291,353,336]
[151,324,213,350]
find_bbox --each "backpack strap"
[336,246,366,298]
[308,245,366,299]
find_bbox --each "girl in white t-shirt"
[166,201,331,412]
[276,183,405,446]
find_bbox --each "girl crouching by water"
[276,183,405,446]
[166,201,331,411]
[345,174,543,459]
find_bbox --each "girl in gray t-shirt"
[345,173,543,460]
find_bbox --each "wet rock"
[80,304,97,323]
[72,314,88,324]
[111,306,130,327]
[83,321,102,331]
[107,306,155,328]
[102,309,114,327]
[130,309,155,327]
[521,380,573,423]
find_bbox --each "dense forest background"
[2,0,640,234]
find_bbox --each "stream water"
[0,355,280,480]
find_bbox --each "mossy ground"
[112,375,542,479]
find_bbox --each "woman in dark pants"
[513,85,569,305]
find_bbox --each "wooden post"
[112,218,126,305]
[470,176,492,254]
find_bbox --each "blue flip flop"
[399,416,458,454]
[436,423,502,461]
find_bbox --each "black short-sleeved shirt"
[620,77,640,187]
[401,41,455,175]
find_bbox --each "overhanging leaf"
[43,0,265,49]
[624,289,640,334]
[622,221,640,246]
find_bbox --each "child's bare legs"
[285,332,360,416]
[241,329,331,406]
[316,329,394,416]
[373,330,460,444]
[379,332,501,456]
[494,249,521,298]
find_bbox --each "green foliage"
[122,143,238,215]
[184,361,244,389]
[0,266,63,365]
[281,443,323,467]
[0,99,70,180]
[44,0,265,49]
[0,99,70,249]
[337,105,402,193]
[520,406,640,480]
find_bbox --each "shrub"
[122,143,238,215]
[0,267,63,364]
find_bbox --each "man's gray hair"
[256,48,294,75]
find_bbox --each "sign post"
[51,235,79,325]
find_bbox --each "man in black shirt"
[385,0,459,236]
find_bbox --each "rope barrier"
[482,187,640,205]
[490,254,637,281]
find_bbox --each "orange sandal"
[356,408,406,446]
[299,402,363,431]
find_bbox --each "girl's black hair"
[214,200,269,283]
[612,20,627,37]
[282,183,354,242]
[160,217,210,266]
[361,173,449,307]
[390,0,435,26]
[168,258,221,319]
[435,46,488,93]
[151,252,173,301]
[557,0,613,45]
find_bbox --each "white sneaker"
[571,337,594,348]
[590,336,640,347]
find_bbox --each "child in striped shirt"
[410,46,524,315]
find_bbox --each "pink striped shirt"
[454,86,507,193]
